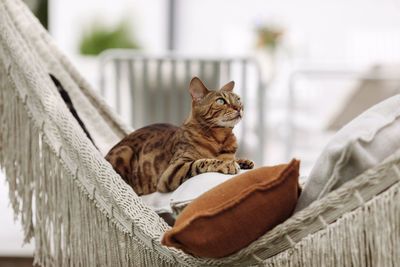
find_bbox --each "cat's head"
[189,77,243,128]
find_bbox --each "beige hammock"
[1,0,400,266]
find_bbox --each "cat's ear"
[221,81,235,92]
[190,77,209,102]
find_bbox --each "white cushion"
[170,170,248,215]
[140,191,173,214]
[140,170,248,217]
[295,95,400,212]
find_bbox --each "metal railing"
[98,50,267,165]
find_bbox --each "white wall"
[176,0,400,65]
[48,0,400,63]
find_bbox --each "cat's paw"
[217,160,240,175]
[236,159,254,169]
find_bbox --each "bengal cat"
[105,77,254,195]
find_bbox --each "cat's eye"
[216,98,226,105]
[236,99,241,104]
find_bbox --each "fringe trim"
[0,67,176,266]
[262,176,400,266]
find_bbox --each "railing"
[98,50,267,166]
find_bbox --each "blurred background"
[2,0,400,264]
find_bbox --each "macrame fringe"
[0,69,175,267]
[262,180,400,267]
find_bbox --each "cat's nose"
[233,105,241,111]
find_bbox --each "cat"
[105,77,254,195]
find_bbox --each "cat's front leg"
[157,160,194,192]
[235,159,254,169]
[196,159,240,175]
[157,158,240,192]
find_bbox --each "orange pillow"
[162,159,301,258]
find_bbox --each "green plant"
[79,20,139,55]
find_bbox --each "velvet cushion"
[162,159,301,258]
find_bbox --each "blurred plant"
[79,20,139,55]
[256,26,283,51]
[254,24,284,82]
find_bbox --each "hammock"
[1,0,399,266]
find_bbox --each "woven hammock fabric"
[1,0,400,266]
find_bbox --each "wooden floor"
[0,257,35,267]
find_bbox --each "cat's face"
[190,77,243,128]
